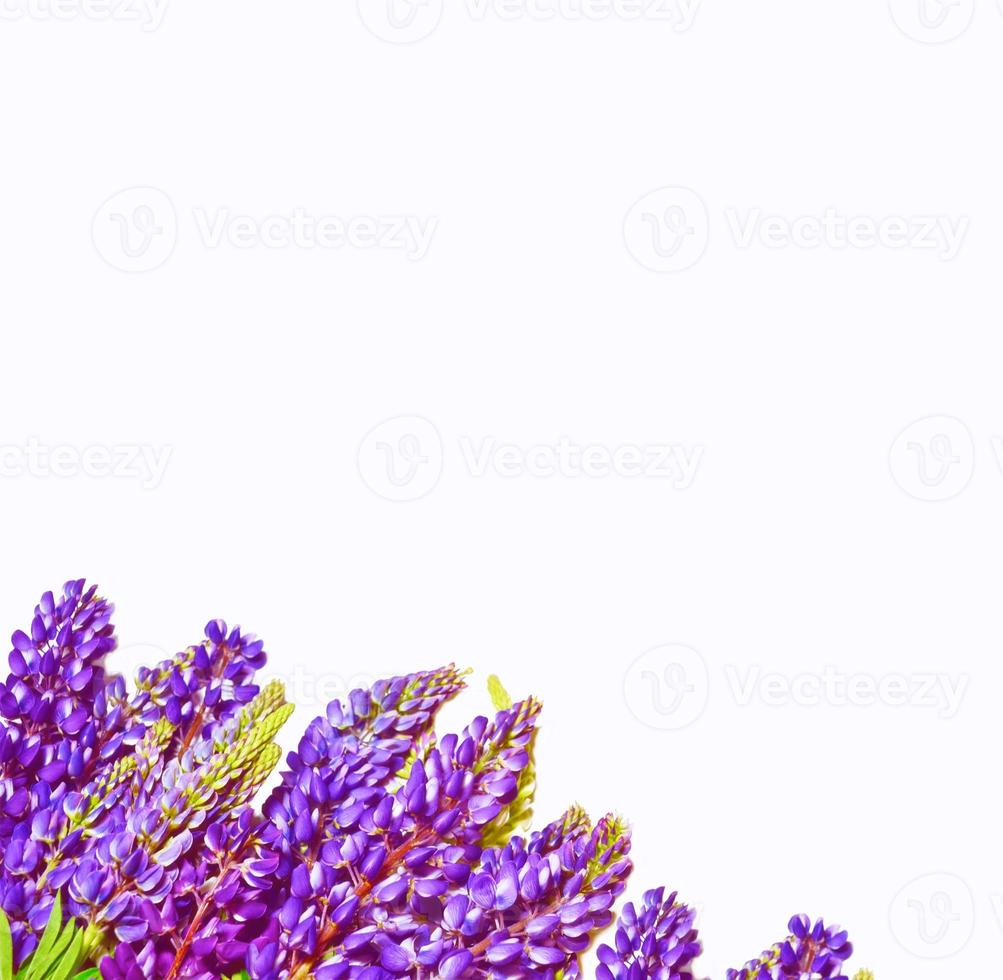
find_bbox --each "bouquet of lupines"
[0,581,872,980]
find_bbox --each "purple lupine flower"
[0,581,122,966]
[726,915,854,980]
[128,618,267,752]
[454,812,633,978]
[255,665,471,976]
[0,581,116,837]
[596,887,701,980]
[99,938,174,980]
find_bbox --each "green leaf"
[10,904,90,980]
[31,920,75,979]
[25,894,63,980]
[0,908,14,980]
[43,927,83,980]
[487,674,513,711]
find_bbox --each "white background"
[0,1,998,977]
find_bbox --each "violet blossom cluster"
[596,887,701,980]
[0,580,870,980]
[724,915,855,980]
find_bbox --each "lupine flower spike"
[596,887,701,980]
